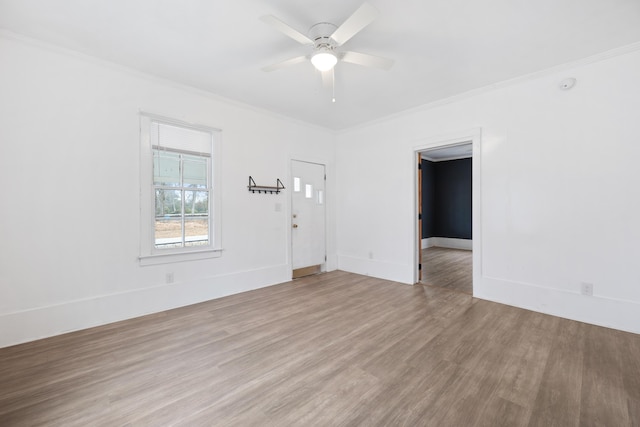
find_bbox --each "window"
[154,150,209,248]
[139,114,222,265]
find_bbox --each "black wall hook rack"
[248,176,285,194]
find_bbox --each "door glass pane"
[293,177,301,192]
[317,190,324,205]
[305,184,313,198]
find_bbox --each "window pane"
[184,190,209,215]
[183,154,208,188]
[185,191,209,247]
[153,150,180,186]
[185,216,209,247]
[155,189,183,248]
[155,189,182,216]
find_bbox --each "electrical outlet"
[580,282,593,296]
[166,272,174,284]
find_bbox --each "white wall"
[0,35,336,347]
[336,47,640,334]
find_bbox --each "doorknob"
[292,224,298,228]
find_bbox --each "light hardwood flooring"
[1,271,639,426]
[422,246,473,294]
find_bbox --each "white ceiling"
[1,0,640,130]
[421,143,472,162]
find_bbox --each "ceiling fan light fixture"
[311,50,337,71]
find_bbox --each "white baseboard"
[475,276,640,335]
[0,265,291,348]
[422,237,472,250]
[337,255,413,285]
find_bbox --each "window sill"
[139,248,223,266]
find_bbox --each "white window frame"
[139,113,222,266]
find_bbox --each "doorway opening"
[414,130,481,295]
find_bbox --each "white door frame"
[412,128,482,293]
[290,159,327,275]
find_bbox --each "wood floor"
[1,271,639,426]
[422,246,473,294]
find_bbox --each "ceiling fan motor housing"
[308,22,338,50]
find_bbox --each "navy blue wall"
[421,158,472,239]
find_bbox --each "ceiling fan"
[260,2,394,77]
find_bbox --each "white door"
[291,160,326,276]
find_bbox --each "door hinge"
[419,263,422,270]
[324,174,327,180]
[325,255,327,261]
[418,163,422,170]
[418,213,422,220]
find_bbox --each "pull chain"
[332,68,336,103]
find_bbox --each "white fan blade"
[341,51,394,70]
[330,2,379,46]
[260,15,314,45]
[262,55,308,72]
